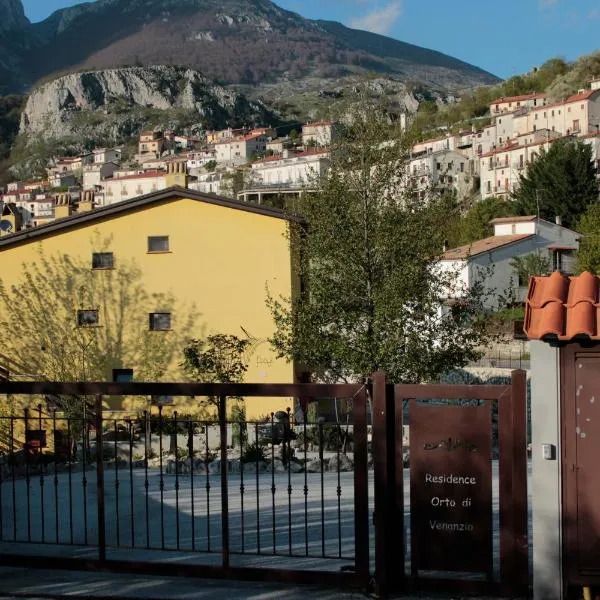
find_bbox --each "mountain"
[0,0,28,32]
[1,0,499,95]
[19,65,278,141]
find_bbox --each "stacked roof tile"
[524,271,600,341]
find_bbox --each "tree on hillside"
[267,98,490,384]
[512,139,598,229]
[458,197,520,245]
[0,238,198,415]
[576,202,600,274]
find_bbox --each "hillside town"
[4,80,600,226]
[3,81,599,317]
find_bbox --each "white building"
[236,149,330,203]
[302,121,338,147]
[250,149,329,186]
[512,89,600,138]
[188,172,227,196]
[93,147,122,165]
[215,133,268,165]
[408,149,475,201]
[490,92,547,115]
[82,162,119,189]
[13,194,56,228]
[102,170,167,206]
[439,215,580,310]
[266,137,292,154]
[478,128,570,199]
[186,150,216,170]
[412,133,458,155]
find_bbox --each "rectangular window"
[573,120,580,132]
[112,368,134,383]
[149,312,171,331]
[148,236,169,253]
[92,252,114,269]
[77,309,99,327]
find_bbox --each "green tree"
[267,98,489,384]
[512,139,598,228]
[0,240,198,416]
[181,334,250,386]
[458,197,519,244]
[181,334,250,416]
[204,159,217,172]
[511,252,552,286]
[576,202,600,274]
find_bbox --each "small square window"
[77,310,99,327]
[148,236,169,252]
[92,252,114,269]
[149,312,171,331]
[113,368,134,383]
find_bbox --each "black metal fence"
[0,381,370,589]
[470,352,530,370]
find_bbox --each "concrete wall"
[531,340,563,599]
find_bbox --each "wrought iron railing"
[0,381,370,588]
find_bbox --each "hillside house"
[408,149,475,202]
[93,147,122,164]
[490,92,547,115]
[302,121,339,147]
[215,133,268,165]
[238,148,330,204]
[102,162,187,206]
[206,128,245,145]
[186,150,216,171]
[266,137,293,154]
[138,131,165,158]
[512,89,600,138]
[83,162,119,189]
[439,215,580,310]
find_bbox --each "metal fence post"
[499,370,528,595]
[373,372,401,598]
[352,385,369,589]
[219,395,229,569]
[95,394,106,562]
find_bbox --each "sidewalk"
[0,567,511,600]
[0,567,368,600]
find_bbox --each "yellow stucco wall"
[0,195,296,419]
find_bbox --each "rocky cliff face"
[19,65,278,141]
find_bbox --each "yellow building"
[0,187,298,419]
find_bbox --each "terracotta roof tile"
[441,234,533,260]
[490,92,546,105]
[525,272,600,341]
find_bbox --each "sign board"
[409,401,493,576]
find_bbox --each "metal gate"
[0,381,370,590]
[371,370,529,598]
[0,375,529,596]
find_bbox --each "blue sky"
[21,0,600,79]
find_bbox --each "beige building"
[490,92,547,115]
[408,149,476,202]
[215,133,268,165]
[83,162,119,189]
[93,147,122,164]
[138,131,165,158]
[302,121,339,147]
[513,89,600,138]
[479,137,554,198]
